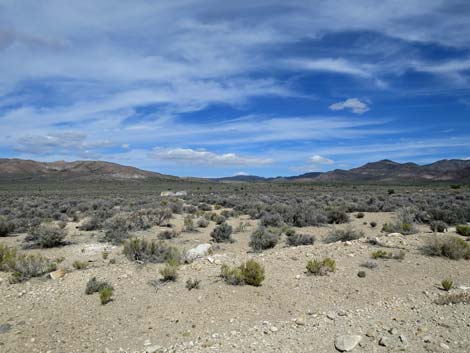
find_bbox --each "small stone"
[399,334,408,345]
[357,271,366,278]
[379,337,390,347]
[423,336,432,343]
[365,329,375,338]
[440,342,450,350]
[49,269,65,280]
[295,317,306,326]
[270,326,278,332]
[0,324,12,334]
[145,345,162,353]
[327,312,336,320]
[389,328,398,335]
[335,335,362,352]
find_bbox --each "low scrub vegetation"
[434,292,470,305]
[220,260,265,286]
[325,225,364,243]
[25,224,66,248]
[123,238,181,264]
[306,258,336,276]
[456,224,470,237]
[430,220,448,233]
[0,244,57,283]
[159,260,179,282]
[85,277,113,295]
[210,222,233,243]
[286,232,315,246]
[185,278,201,290]
[424,236,470,260]
[441,279,453,291]
[371,249,406,260]
[249,227,279,251]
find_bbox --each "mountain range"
[1,158,469,183]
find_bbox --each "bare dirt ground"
[1,212,469,353]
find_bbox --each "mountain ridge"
[1,158,470,183]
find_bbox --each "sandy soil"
[1,212,469,353]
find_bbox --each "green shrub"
[123,238,181,264]
[239,260,265,286]
[159,260,179,282]
[0,216,14,237]
[371,250,388,259]
[183,216,195,232]
[99,287,113,305]
[158,229,178,240]
[356,212,365,219]
[441,279,453,291]
[215,215,226,225]
[85,277,113,295]
[210,222,233,243]
[425,236,470,260]
[456,225,470,237]
[220,264,244,285]
[370,221,377,228]
[327,209,349,224]
[26,224,66,248]
[249,227,279,251]
[185,278,201,290]
[306,258,336,276]
[0,244,16,271]
[326,225,364,243]
[9,254,56,283]
[286,233,315,246]
[78,216,99,231]
[430,220,448,233]
[102,251,109,260]
[72,260,88,270]
[221,260,265,286]
[197,218,209,228]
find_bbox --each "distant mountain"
[211,159,470,183]
[1,158,469,183]
[312,159,470,183]
[0,159,178,181]
[211,175,268,182]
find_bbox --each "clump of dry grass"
[434,292,470,305]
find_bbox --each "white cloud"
[309,155,334,165]
[236,171,249,176]
[149,148,273,166]
[329,98,370,114]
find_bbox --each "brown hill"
[0,159,177,181]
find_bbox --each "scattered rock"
[379,336,391,347]
[49,269,66,280]
[270,326,279,332]
[185,244,212,263]
[423,336,432,343]
[145,345,162,353]
[0,324,12,334]
[365,329,375,338]
[335,335,362,352]
[357,271,366,278]
[295,317,306,326]
[327,312,336,320]
[440,342,450,350]
[399,334,408,345]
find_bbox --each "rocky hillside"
[0,159,177,181]
[314,159,470,183]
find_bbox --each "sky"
[0,1,470,177]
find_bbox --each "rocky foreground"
[0,212,469,353]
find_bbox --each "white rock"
[335,335,362,352]
[388,232,402,237]
[185,244,212,263]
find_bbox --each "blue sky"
[0,1,470,177]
